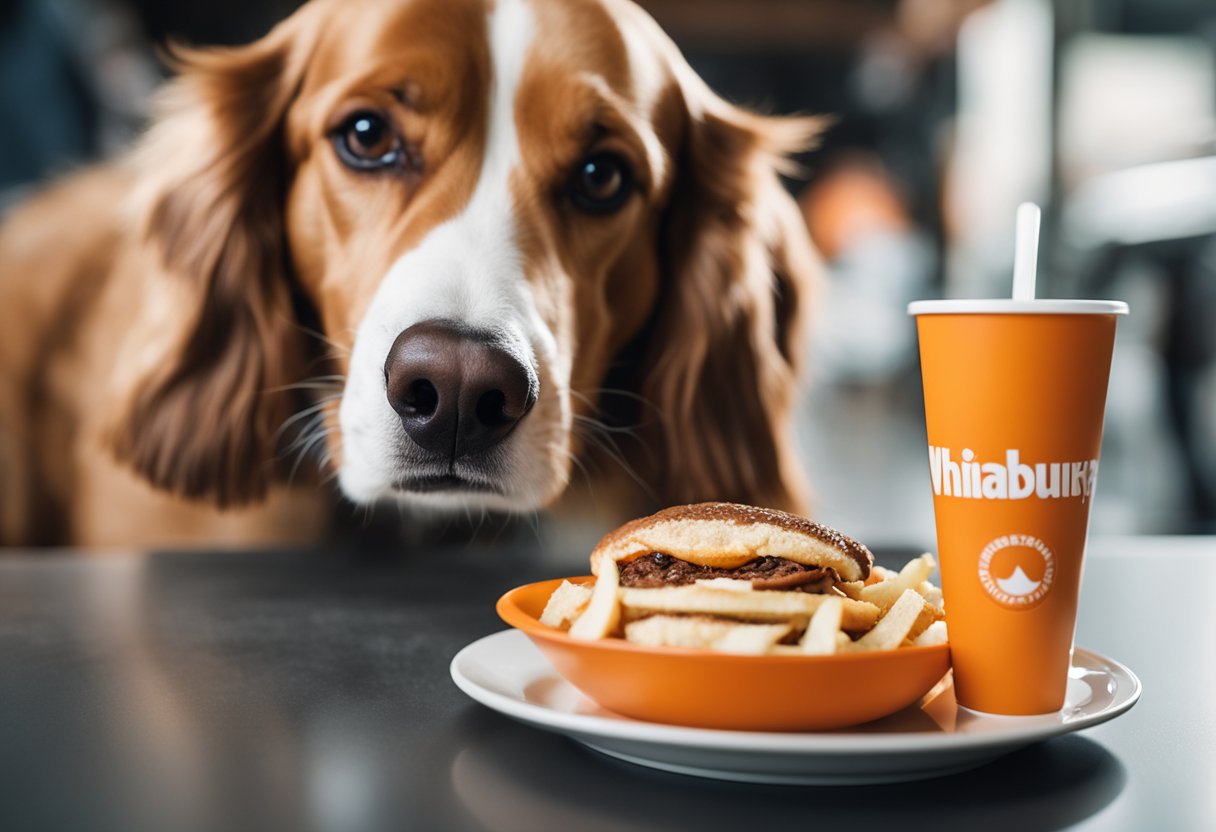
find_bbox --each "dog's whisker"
[292,322,352,357]
[472,504,488,540]
[316,429,343,478]
[285,413,332,485]
[276,398,341,442]
[281,414,329,455]
[573,415,640,451]
[296,374,347,383]
[287,435,328,486]
[568,389,612,421]
[572,413,641,438]
[286,396,339,426]
[565,447,596,494]
[267,379,346,394]
[272,382,345,394]
[279,425,318,457]
[298,423,332,458]
[569,393,650,456]
[572,420,657,503]
[526,508,543,546]
[574,410,660,470]
[316,448,336,478]
[579,387,660,413]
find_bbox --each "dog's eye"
[334,111,404,171]
[570,152,632,213]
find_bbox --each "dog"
[0,0,822,547]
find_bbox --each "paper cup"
[909,299,1127,714]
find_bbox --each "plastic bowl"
[497,577,952,732]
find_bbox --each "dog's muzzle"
[384,319,538,462]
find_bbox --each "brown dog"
[0,0,821,547]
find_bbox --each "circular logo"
[978,535,1054,609]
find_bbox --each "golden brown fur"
[0,0,821,547]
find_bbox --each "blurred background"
[2,0,1215,546]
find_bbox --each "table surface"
[0,535,1212,832]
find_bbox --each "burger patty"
[618,553,840,593]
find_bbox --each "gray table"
[0,536,1211,832]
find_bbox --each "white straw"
[1012,202,1041,301]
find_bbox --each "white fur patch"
[337,0,569,510]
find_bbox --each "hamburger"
[540,502,947,654]
[595,502,874,591]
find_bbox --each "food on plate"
[540,502,947,654]
[537,580,592,628]
[595,502,873,585]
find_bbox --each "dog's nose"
[384,320,537,458]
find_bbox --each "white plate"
[450,629,1140,785]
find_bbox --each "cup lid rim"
[907,299,1129,316]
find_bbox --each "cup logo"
[928,446,1098,502]
[977,535,1054,609]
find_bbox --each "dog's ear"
[110,21,317,507]
[637,88,825,514]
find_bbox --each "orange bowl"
[497,577,952,732]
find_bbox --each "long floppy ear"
[109,21,317,507]
[637,88,825,514]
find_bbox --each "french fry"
[906,597,944,642]
[849,589,927,652]
[912,620,948,647]
[800,596,844,654]
[547,547,950,655]
[619,585,880,631]
[625,616,791,654]
[694,578,754,592]
[771,633,852,656]
[917,580,944,611]
[539,580,593,629]
[859,554,936,611]
[717,624,793,653]
[836,580,865,600]
[866,565,897,585]
[569,554,621,640]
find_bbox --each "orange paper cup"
[909,299,1127,715]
